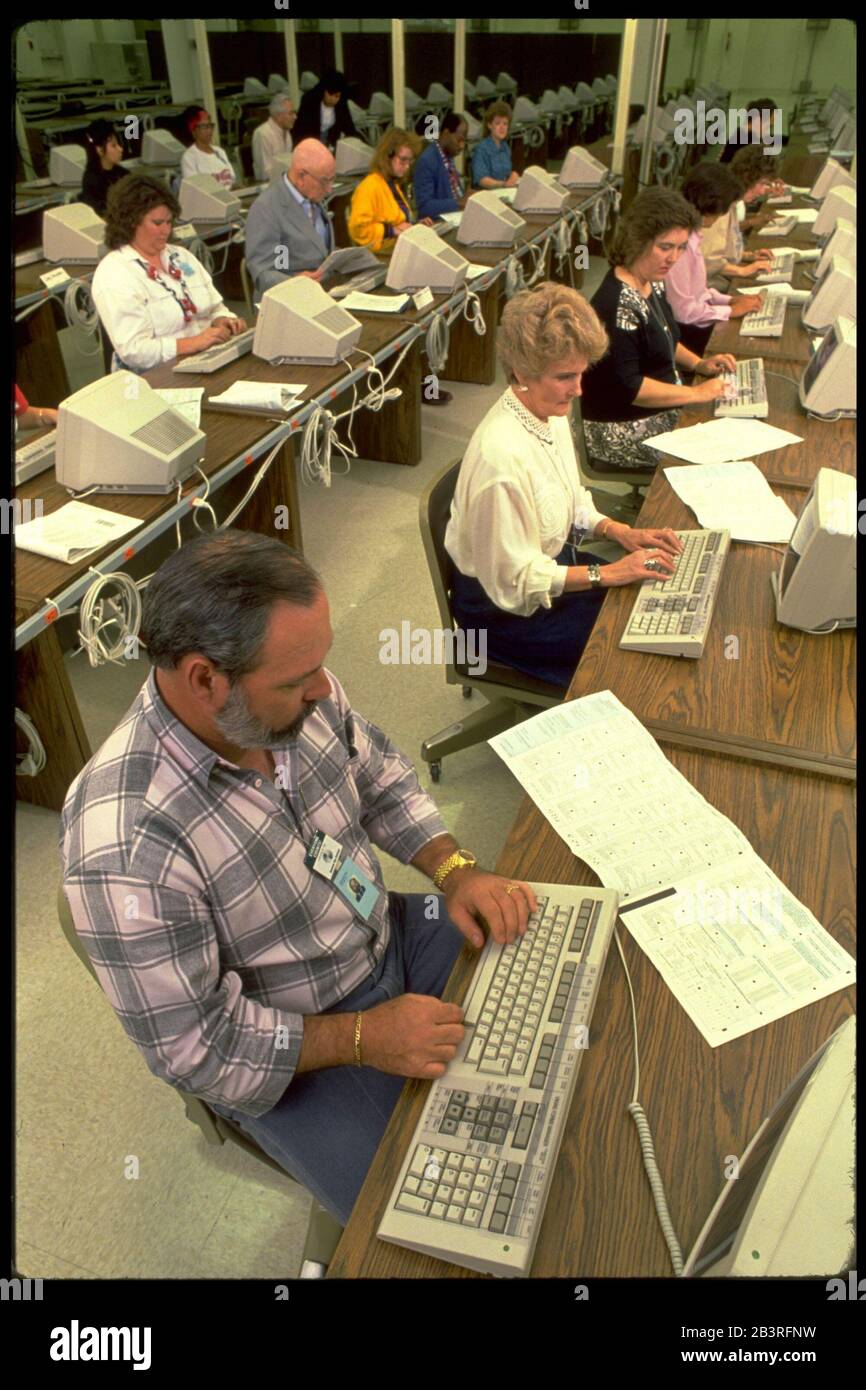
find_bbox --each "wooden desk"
[328,751,855,1277]
[15,318,429,809]
[567,470,855,779]
[14,410,303,811]
[708,299,818,365]
[669,358,855,489]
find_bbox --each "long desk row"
[328,182,857,1276]
[14,187,610,810]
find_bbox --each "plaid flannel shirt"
[60,668,447,1116]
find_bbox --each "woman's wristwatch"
[587,564,603,588]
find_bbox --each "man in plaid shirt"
[61,530,535,1226]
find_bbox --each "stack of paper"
[663,461,797,542]
[208,382,305,413]
[339,291,409,314]
[489,692,855,1047]
[14,501,141,563]
[649,417,803,465]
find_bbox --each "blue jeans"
[208,893,465,1226]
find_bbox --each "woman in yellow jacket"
[348,127,432,252]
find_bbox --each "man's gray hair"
[140,530,322,680]
[269,93,293,117]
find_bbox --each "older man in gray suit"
[244,138,336,298]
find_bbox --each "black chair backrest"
[426,460,460,602]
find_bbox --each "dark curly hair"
[681,161,744,217]
[103,174,181,251]
[729,145,777,193]
[610,187,700,268]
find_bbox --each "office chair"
[56,883,343,1277]
[570,397,650,522]
[418,461,565,782]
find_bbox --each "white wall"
[663,19,856,123]
[17,20,140,80]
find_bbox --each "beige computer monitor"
[771,468,856,632]
[43,204,106,263]
[385,226,469,293]
[253,276,362,365]
[178,175,241,223]
[56,371,205,494]
[799,316,856,418]
[457,192,525,247]
[513,165,568,214]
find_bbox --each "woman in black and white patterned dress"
[581,188,736,472]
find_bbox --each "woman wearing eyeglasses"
[348,128,432,253]
[91,176,247,373]
[179,107,236,189]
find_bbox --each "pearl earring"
[516,384,529,392]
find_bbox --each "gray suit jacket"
[244,176,334,298]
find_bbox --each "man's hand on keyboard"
[443,869,537,949]
[361,994,465,1079]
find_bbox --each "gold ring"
[505,884,517,895]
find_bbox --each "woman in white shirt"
[91,175,246,374]
[179,108,235,189]
[444,282,683,688]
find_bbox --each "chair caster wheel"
[462,686,473,699]
[429,761,442,783]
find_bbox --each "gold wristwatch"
[432,849,477,889]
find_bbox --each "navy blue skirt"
[451,548,609,691]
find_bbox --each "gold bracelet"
[353,1011,363,1068]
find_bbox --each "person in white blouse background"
[251,94,296,182]
[444,282,683,689]
[179,107,236,190]
[91,175,246,374]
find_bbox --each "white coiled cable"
[219,436,285,526]
[299,335,416,486]
[655,144,676,186]
[462,288,486,335]
[15,708,47,777]
[64,280,102,355]
[554,215,573,275]
[614,925,684,1276]
[524,122,545,149]
[76,566,144,667]
[425,312,450,373]
[588,192,609,240]
[525,240,547,286]
[188,237,215,276]
[300,405,353,488]
[505,253,525,298]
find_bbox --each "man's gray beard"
[213,682,315,750]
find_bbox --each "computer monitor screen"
[801,322,839,398]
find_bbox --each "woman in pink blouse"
[665,162,766,356]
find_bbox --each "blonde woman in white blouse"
[444,282,683,688]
